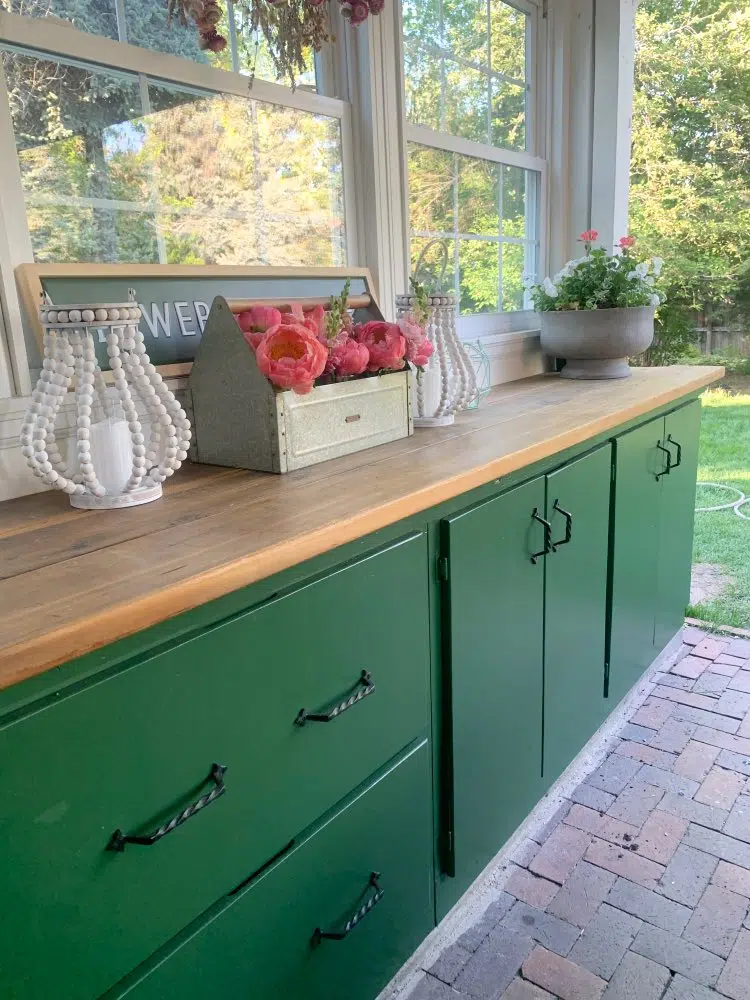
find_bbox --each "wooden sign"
[15,264,375,376]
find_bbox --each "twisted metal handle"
[107,763,227,852]
[530,508,554,564]
[294,670,375,726]
[552,499,573,547]
[312,872,384,944]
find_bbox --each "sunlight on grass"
[691,388,750,628]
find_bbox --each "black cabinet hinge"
[438,556,449,582]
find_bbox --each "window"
[402,0,545,323]
[2,49,346,266]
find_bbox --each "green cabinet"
[110,742,434,1000]
[608,400,701,704]
[440,444,611,900]
[441,478,545,902]
[543,445,611,783]
[0,532,430,1000]
[655,401,702,650]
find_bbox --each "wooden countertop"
[0,366,722,692]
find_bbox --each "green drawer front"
[112,740,434,1000]
[0,532,430,1000]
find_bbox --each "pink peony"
[368,0,385,12]
[578,229,599,243]
[329,336,370,377]
[237,305,282,336]
[287,303,305,321]
[255,322,328,395]
[618,235,637,248]
[356,320,406,372]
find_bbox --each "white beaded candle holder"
[395,292,478,427]
[20,291,191,509]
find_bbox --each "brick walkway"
[409,628,750,1000]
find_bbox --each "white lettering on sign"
[195,301,209,332]
[140,302,172,338]
[174,301,196,337]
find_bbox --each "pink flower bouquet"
[235,281,433,395]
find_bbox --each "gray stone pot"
[540,305,655,379]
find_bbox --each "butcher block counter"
[0,365,721,693]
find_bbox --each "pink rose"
[255,322,328,395]
[329,336,369,378]
[578,229,599,243]
[406,335,434,367]
[237,305,282,336]
[618,235,637,248]
[356,320,406,372]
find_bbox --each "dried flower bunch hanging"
[168,0,385,84]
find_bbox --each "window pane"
[123,0,232,71]
[144,83,346,265]
[491,78,526,149]
[444,60,489,144]
[232,6,318,90]
[442,0,487,66]
[408,141,539,314]
[490,1,527,80]
[457,158,498,237]
[4,50,347,266]
[459,239,498,313]
[403,0,529,152]
[501,242,526,311]
[408,144,454,235]
[1,0,117,39]
[403,45,442,133]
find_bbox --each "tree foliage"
[630,0,750,337]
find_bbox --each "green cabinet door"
[442,478,545,901]
[655,400,701,651]
[544,445,612,784]
[111,742,434,1000]
[608,415,664,706]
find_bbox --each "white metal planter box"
[190,295,413,474]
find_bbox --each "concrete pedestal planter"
[540,305,655,379]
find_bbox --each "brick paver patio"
[408,627,750,1000]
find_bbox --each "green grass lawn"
[689,388,750,628]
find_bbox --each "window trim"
[0,7,360,395]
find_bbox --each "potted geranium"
[530,232,664,379]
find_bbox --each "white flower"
[628,270,639,281]
[645,276,655,286]
[652,257,664,276]
[650,293,661,307]
[635,261,650,278]
[543,277,559,297]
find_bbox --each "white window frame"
[399,0,548,338]
[0,7,359,395]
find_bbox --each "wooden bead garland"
[395,292,477,427]
[20,291,191,509]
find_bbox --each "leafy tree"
[630,0,750,351]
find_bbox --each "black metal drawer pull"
[312,872,384,944]
[656,440,673,480]
[530,508,554,564]
[552,499,573,547]
[294,670,375,726]
[107,762,227,852]
[666,434,682,469]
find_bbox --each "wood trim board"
[15,264,376,375]
[0,365,723,692]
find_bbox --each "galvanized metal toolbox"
[189,273,413,473]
